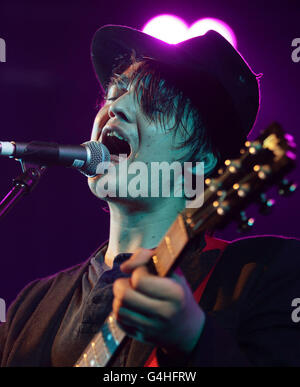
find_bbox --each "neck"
[104,198,185,267]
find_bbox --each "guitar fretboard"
[75,313,125,367]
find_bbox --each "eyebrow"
[107,73,130,92]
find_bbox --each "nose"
[108,94,133,123]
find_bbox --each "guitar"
[74,122,297,367]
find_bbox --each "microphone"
[0,140,110,177]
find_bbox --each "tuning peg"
[237,211,255,233]
[224,159,241,173]
[217,167,224,175]
[205,178,222,192]
[258,193,275,215]
[278,178,297,196]
[244,140,262,155]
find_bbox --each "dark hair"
[97,51,220,168]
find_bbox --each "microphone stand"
[0,160,46,219]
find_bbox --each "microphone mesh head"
[81,141,110,177]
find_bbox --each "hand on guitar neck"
[112,247,206,355]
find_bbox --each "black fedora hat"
[91,25,260,161]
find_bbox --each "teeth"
[107,130,127,142]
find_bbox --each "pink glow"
[187,18,237,48]
[286,150,297,160]
[142,15,237,48]
[142,14,188,44]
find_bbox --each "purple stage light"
[142,15,237,48]
[187,18,237,48]
[142,14,188,44]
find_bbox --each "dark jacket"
[1,235,300,367]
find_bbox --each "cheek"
[136,117,174,161]
[139,133,176,163]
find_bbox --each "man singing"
[0,25,299,367]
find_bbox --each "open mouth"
[100,127,132,162]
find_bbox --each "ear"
[202,152,218,176]
[186,152,218,176]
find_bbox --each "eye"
[104,90,128,103]
[103,96,118,102]
[104,83,129,103]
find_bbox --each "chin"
[87,174,125,202]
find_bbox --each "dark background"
[0,0,299,307]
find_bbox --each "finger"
[117,306,163,334]
[113,279,176,321]
[120,248,154,274]
[130,270,185,303]
[116,320,146,342]
[116,262,184,302]
[113,277,166,315]
[112,296,122,318]
[113,277,131,299]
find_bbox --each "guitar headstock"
[183,122,297,236]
